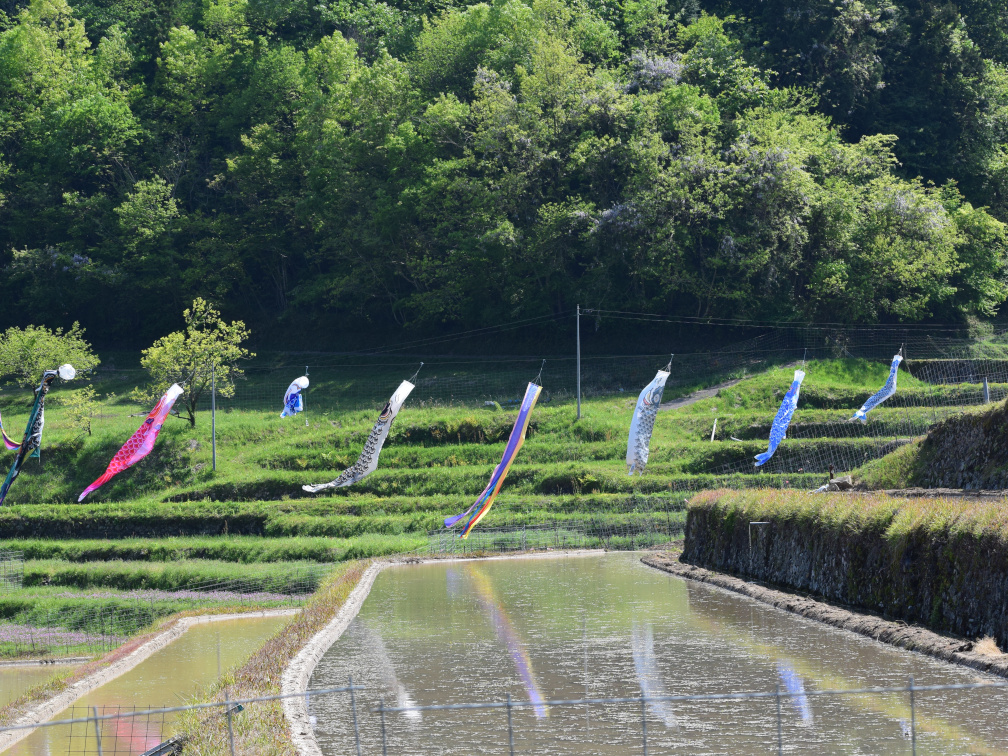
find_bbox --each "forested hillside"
[1,0,1006,346]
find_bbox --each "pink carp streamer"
[0,411,19,451]
[445,382,541,538]
[467,566,548,718]
[77,384,183,502]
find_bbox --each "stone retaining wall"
[682,495,1008,649]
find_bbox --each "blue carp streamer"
[851,355,902,423]
[754,370,804,467]
[777,662,813,723]
[281,376,309,418]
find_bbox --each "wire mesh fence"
[3,677,1005,756]
[4,322,1008,496]
[63,704,172,756]
[0,550,24,589]
[427,517,680,555]
[3,321,1007,420]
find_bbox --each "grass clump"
[974,636,1002,655]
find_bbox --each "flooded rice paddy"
[310,552,1008,755]
[1,664,81,709]
[6,614,287,755]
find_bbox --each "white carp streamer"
[627,370,670,475]
[303,379,414,492]
[631,622,676,728]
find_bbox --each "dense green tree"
[0,0,1007,347]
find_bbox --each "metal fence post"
[225,691,235,756]
[349,675,362,756]
[92,706,103,756]
[775,685,783,756]
[506,693,515,756]
[640,695,648,756]
[909,676,916,756]
[379,697,388,756]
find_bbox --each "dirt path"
[659,378,742,411]
[0,608,298,752]
[642,553,1008,678]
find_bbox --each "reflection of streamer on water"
[631,623,677,728]
[446,566,462,597]
[352,620,421,721]
[777,662,813,724]
[111,711,162,752]
[466,566,548,718]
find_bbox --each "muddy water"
[6,615,287,755]
[1,665,80,708]
[310,552,1008,755]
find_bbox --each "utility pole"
[211,364,217,472]
[576,305,582,420]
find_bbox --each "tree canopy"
[132,298,253,425]
[1,0,1006,347]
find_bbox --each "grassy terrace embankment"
[0,355,989,663]
[858,398,1008,490]
[683,489,1008,648]
[0,358,951,524]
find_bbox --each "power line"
[581,309,988,331]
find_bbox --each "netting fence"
[427,516,681,555]
[0,550,24,589]
[2,677,1004,756]
[3,321,1008,491]
[0,566,328,659]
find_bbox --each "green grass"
[854,441,927,489]
[0,355,972,544]
[690,488,1008,545]
[0,354,994,661]
[20,558,329,592]
[0,535,421,563]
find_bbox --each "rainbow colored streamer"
[445,382,541,538]
[0,411,19,451]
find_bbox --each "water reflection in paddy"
[310,552,1008,755]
